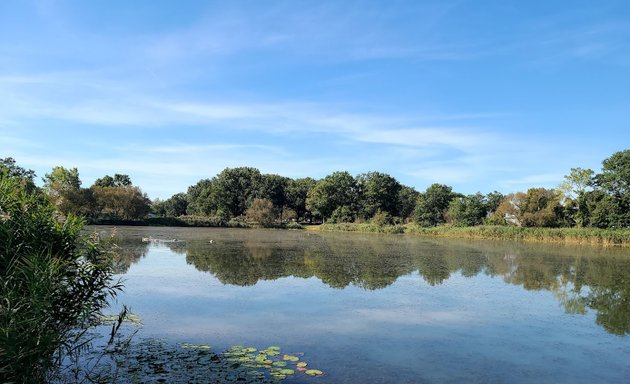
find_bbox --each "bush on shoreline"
[0,172,121,383]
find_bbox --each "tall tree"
[43,166,81,192]
[356,172,401,219]
[42,166,83,215]
[91,185,150,220]
[485,191,504,214]
[398,185,420,222]
[162,193,189,217]
[186,178,217,216]
[447,192,487,226]
[285,177,316,222]
[214,167,262,218]
[0,157,35,181]
[592,150,630,227]
[93,175,114,187]
[0,157,36,191]
[306,171,358,222]
[596,150,630,196]
[259,174,289,219]
[93,174,132,188]
[559,167,594,199]
[414,184,456,226]
[517,188,564,227]
[576,190,620,228]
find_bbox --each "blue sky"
[1,0,629,199]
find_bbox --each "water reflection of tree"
[484,246,630,336]
[111,240,150,274]
[113,229,630,336]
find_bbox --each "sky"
[1,0,629,199]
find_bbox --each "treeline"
[0,158,152,222]
[2,149,629,229]
[154,149,630,229]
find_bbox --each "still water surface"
[98,226,630,383]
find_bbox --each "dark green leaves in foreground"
[96,339,324,383]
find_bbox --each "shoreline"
[313,223,630,247]
[88,218,630,247]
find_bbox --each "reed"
[318,222,630,246]
[0,174,121,383]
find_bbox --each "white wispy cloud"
[355,128,487,150]
[500,173,563,189]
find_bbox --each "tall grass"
[318,222,630,246]
[320,223,405,234]
[0,174,121,383]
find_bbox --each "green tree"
[57,187,99,218]
[285,177,316,222]
[596,150,630,196]
[306,171,358,222]
[162,193,189,217]
[186,178,218,216]
[356,171,401,219]
[259,174,288,219]
[0,157,36,190]
[447,192,487,226]
[577,190,622,228]
[93,174,132,188]
[152,198,167,216]
[559,167,594,199]
[91,185,150,220]
[414,184,456,226]
[93,175,114,187]
[592,150,630,227]
[517,188,564,227]
[214,167,262,218]
[42,166,83,214]
[398,185,420,222]
[43,166,81,192]
[485,191,504,214]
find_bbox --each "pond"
[95,226,630,383]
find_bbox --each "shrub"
[329,206,355,223]
[371,210,394,226]
[245,198,277,227]
[0,171,121,383]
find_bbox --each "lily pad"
[296,362,307,368]
[282,354,299,362]
[179,342,210,349]
[305,369,323,376]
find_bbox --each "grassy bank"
[317,223,630,247]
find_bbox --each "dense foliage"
[5,149,630,230]
[0,162,120,383]
[176,149,630,229]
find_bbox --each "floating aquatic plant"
[305,369,323,376]
[85,338,324,382]
[100,312,143,325]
